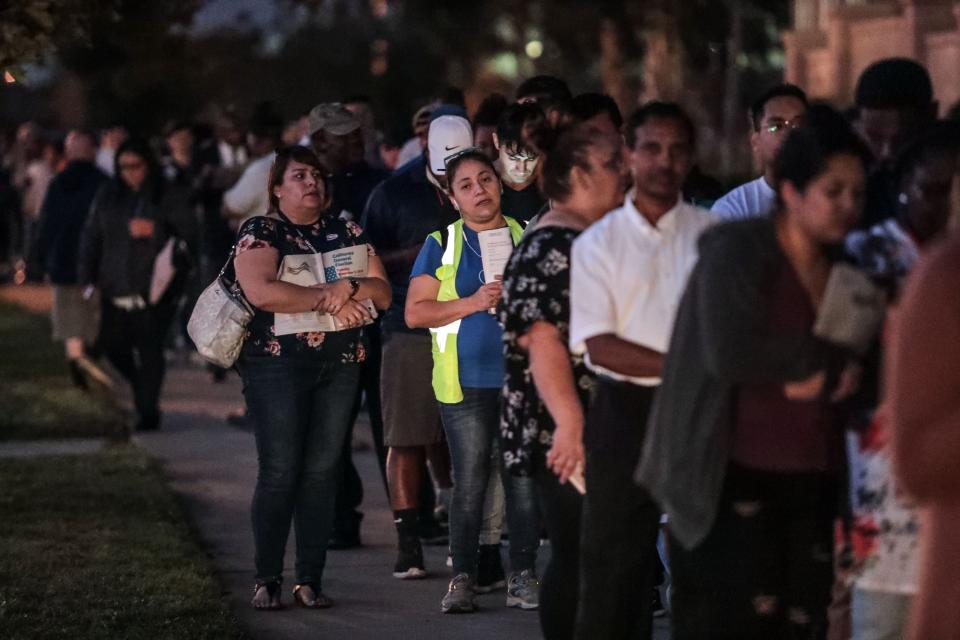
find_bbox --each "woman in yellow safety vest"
[406,148,541,615]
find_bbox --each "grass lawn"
[0,301,124,440]
[0,446,245,639]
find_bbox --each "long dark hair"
[113,138,164,204]
[267,145,330,214]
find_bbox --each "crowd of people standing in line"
[3,56,960,640]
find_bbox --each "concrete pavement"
[137,360,670,639]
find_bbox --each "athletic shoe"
[475,544,506,593]
[418,518,449,546]
[506,569,539,610]
[441,573,476,613]
[392,536,427,579]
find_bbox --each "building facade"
[784,0,960,112]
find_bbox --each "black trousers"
[537,467,584,640]
[575,379,661,640]
[100,300,173,428]
[670,463,837,640]
[333,323,388,534]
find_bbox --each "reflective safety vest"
[428,216,525,403]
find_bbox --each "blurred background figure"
[472,93,508,162]
[78,138,196,431]
[96,124,128,178]
[36,129,109,388]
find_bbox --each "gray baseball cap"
[307,103,361,136]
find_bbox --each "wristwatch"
[348,278,360,298]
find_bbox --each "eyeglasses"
[763,117,804,135]
[118,161,146,172]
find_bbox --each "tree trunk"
[599,18,629,114]
[721,0,744,176]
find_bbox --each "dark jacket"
[37,161,107,284]
[78,179,196,299]
[360,155,459,334]
[635,217,836,549]
[329,161,389,222]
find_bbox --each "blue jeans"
[439,387,540,576]
[241,356,361,586]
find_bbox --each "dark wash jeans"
[439,387,540,576]
[100,299,176,428]
[240,356,361,586]
[575,379,661,640]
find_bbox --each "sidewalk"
[138,360,671,639]
[138,361,553,639]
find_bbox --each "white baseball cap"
[428,115,473,176]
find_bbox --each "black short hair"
[515,76,573,111]
[749,84,808,130]
[472,93,508,128]
[625,102,696,149]
[496,102,547,152]
[248,112,284,143]
[163,120,193,138]
[571,93,623,130]
[439,86,466,108]
[855,58,933,110]
[893,120,960,189]
[771,104,871,198]
[343,94,372,105]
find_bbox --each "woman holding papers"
[232,145,391,610]
[636,106,872,639]
[405,148,540,614]
[499,125,627,640]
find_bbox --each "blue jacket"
[37,161,107,285]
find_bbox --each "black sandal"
[251,580,282,610]
[293,583,334,609]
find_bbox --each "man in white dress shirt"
[570,102,717,639]
[712,84,808,220]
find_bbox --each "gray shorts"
[51,285,100,342]
[381,331,443,447]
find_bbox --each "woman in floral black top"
[498,126,627,640]
[233,146,391,610]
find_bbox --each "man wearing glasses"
[712,84,808,220]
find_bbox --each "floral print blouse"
[499,226,594,477]
[235,214,374,363]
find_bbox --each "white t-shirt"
[570,191,717,386]
[395,137,423,168]
[711,176,776,221]
[223,152,274,226]
[96,148,115,177]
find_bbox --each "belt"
[111,295,147,311]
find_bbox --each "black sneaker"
[418,518,449,546]
[328,512,363,550]
[393,536,427,579]
[475,544,506,594]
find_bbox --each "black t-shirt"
[500,182,546,223]
[329,162,390,222]
[360,156,459,335]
